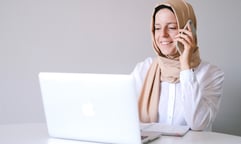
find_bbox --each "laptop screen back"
[39,72,141,144]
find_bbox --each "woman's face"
[154,8,178,57]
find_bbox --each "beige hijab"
[138,0,201,123]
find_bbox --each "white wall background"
[0,0,240,136]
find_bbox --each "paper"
[140,123,190,137]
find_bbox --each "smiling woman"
[131,0,224,131]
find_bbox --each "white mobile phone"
[176,19,196,55]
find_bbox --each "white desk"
[0,123,241,144]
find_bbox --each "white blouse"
[131,57,224,131]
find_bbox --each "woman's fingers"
[176,28,196,50]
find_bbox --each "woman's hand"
[175,23,196,70]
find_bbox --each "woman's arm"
[180,63,224,130]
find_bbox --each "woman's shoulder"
[131,57,155,94]
[137,57,154,66]
[195,60,224,78]
[131,57,154,79]
[134,57,154,71]
[197,60,223,71]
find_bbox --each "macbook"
[38,72,160,144]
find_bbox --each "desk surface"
[0,123,241,144]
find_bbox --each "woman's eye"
[168,26,177,30]
[155,27,161,31]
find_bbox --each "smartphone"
[176,19,196,55]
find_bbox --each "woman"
[131,0,224,131]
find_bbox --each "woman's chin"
[161,50,179,58]
[162,51,176,56]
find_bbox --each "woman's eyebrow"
[167,22,177,25]
[154,22,177,26]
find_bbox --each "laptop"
[38,72,160,144]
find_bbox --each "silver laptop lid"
[39,72,141,144]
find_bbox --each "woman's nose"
[160,28,169,37]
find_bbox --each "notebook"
[38,72,160,144]
[140,123,190,137]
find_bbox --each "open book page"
[140,123,190,137]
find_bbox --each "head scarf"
[138,0,201,123]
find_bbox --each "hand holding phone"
[175,19,196,55]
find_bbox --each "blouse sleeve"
[180,62,224,131]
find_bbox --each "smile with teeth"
[161,41,172,45]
